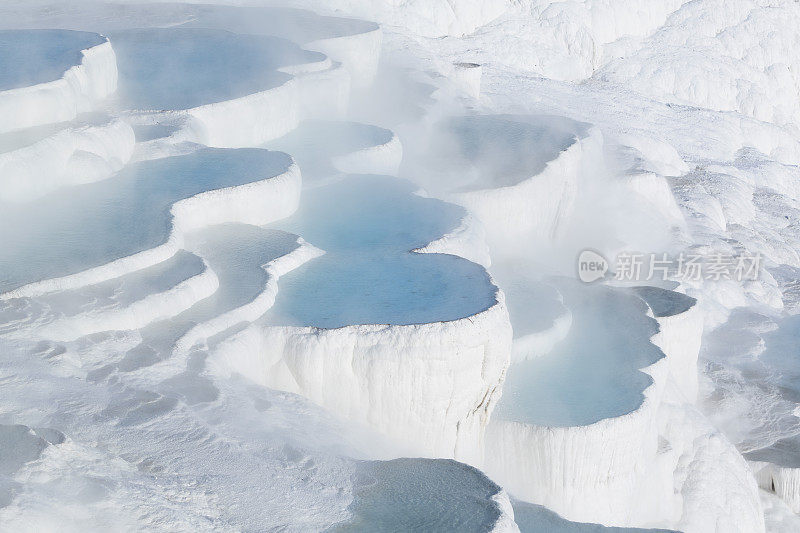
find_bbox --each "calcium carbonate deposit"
[2,1,800,532]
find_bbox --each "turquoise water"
[0,30,104,90]
[496,282,664,427]
[181,5,378,43]
[330,459,503,533]
[267,121,394,183]
[513,500,677,532]
[631,286,696,317]
[0,149,291,293]
[409,114,585,193]
[102,225,301,382]
[110,28,322,110]
[265,175,497,328]
[447,115,582,190]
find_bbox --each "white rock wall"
[447,127,604,253]
[210,295,513,466]
[651,301,704,401]
[751,461,800,515]
[0,38,117,133]
[0,118,135,202]
[485,356,668,526]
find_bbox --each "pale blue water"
[492,267,568,340]
[742,313,800,466]
[183,225,300,328]
[631,286,696,318]
[409,115,585,193]
[757,314,800,403]
[747,436,800,469]
[0,5,377,47]
[496,282,663,427]
[0,30,104,90]
[110,28,322,110]
[447,115,583,190]
[132,123,180,142]
[330,459,504,533]
[512,500,676,533]
[265,175,496,328]
[267,121,394,183]
[0,149,292,293]
[181,5,378,43]
[96,225,301,384]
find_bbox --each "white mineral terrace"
[2,1,800,532]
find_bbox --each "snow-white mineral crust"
[0,31,117,133]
